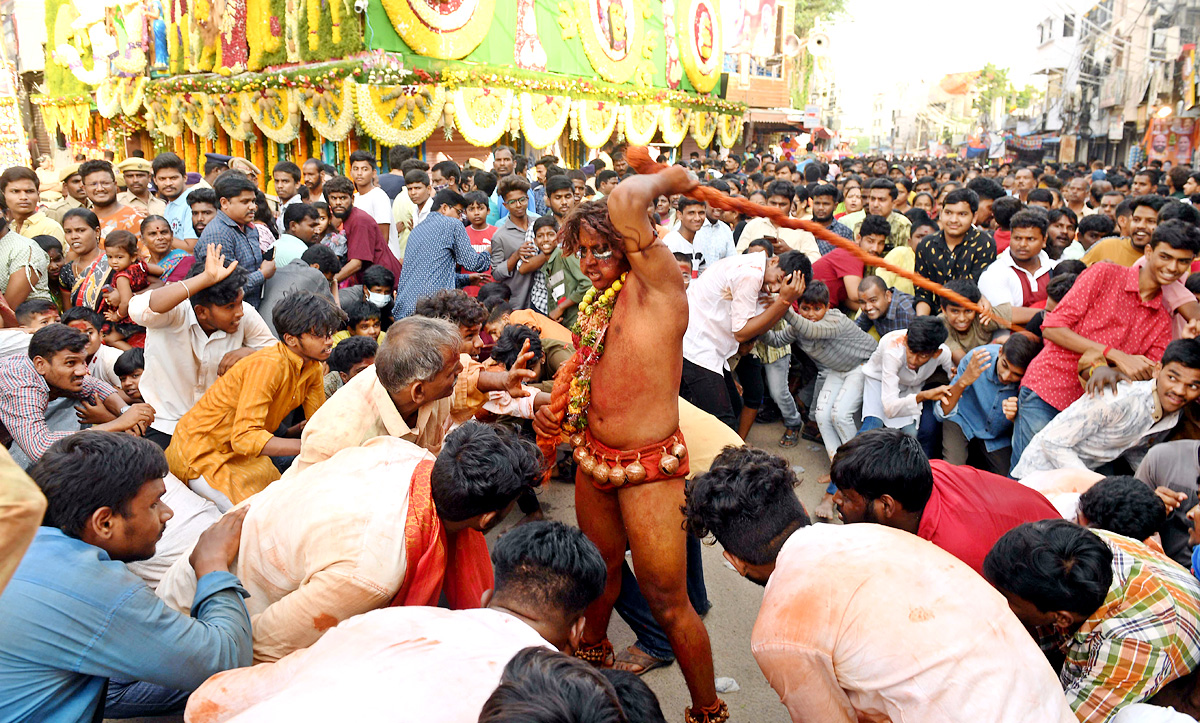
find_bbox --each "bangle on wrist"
[1102,345,1113,358]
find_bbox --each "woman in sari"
[141,215,192,281]
[60,208,110,310]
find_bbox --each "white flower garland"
[298,78,356,141]
[179,92,217,138]
[691,110,716,148]
[354,83,446,147]
[120,77,148,117]
[659,106,690,147]
[95,78,122,118]
[246,88,301,144]
[451,87,513,147]
[718,113,742,149]
[621,104,659,146]
[575,100,619,149]
[520,93,571,150]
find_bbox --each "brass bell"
[579,455,597,475]
[608,464,627,487]
[671,443,688,461]
[592,461,611,483]
[625,460,647,483]
[573,446,590,464]
[569,433,585,448]
[659,454,680,476]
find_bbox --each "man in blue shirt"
[393,189,491,320]
[194,173,274,308]
[0,431,253,722]
[151,152,196,249]
[934,333,1043,475]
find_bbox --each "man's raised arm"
[607,167,698,292]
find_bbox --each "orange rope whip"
[625,145,1020,332]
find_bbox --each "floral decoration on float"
[120,77,149,117]
[677,0,722,93]
[245,87,301,143]
[717,112,742,148]
[621,104,659,146]
[178,92,217,137]
[573,0,646,84]
[213,93,255,142]
[382,0,496,59]
[659,106,691,146]
[144,96,184,137]
[691,110,717,148]
[96,79,124,119]
[451,87,514,147]
[355,84,446,146]
[573,99,620,149]
[520,94,572,150]
[297,77,356,141]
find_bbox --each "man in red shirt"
[325,176,403,287]
[811,213,888,311]
[829,428,1059,575]
[1011,219,1200,471]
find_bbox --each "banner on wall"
[723,0,778,58]
[1143,117,1197,166]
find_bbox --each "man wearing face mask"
[340,265,398,331]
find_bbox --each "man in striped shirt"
[985,520,1200,722]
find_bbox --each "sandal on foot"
[779,428,800,448]
[613,645,672,676]
[574,639,615,668]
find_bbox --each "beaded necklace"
[561,271,627,435]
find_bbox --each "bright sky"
[825,0,1050,126]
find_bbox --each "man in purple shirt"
[325,176,402,287]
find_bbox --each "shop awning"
[747,108,806,130]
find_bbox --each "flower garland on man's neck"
[561,272,627,437]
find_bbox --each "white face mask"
[367,291,391,308]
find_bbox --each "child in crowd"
[763,280,878,457]
[187,188,218,243]
[13,299,59,330]
[465,191,498,255]
[332,299,385,346]
[32,235,66,311]
[114,346,145,403]
[990,195,1023,253]
[859,316,955,435]
[935,332,1043,475]
[141,215,191,282]
[61,306,123,389]
[811,213,888,311]
[312,201,347,261]
[939,279,1011,365]
[324,335,377,398]
[1071,213,1116,258]
[674,253,693,289]
[99,230,150,349]
[535,215,589,328]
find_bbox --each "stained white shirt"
[1013,380,1180,479]
[129,294,277,434]
[683,254,768,375]
[860,329,954,428]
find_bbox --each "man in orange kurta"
[166,292,344,507]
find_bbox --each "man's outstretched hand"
[504,339,538,398]
[533,403,565,439]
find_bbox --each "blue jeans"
[613,535,710,661]
[104,678,189,718]
[764,355,805,428]
[1010,386,1060,476]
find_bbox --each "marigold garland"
[575,99,619,149]
[519,93,571,150]
[213,93,255,141]
[96,79,123,119]
[120,77,149,117]
[179,92,217,137]
[381,0,495,59]
[451,87,513,147]
[354,83,446,147]
[145,97,184,137]
[573,0,645,84]
[659,106,690,146]
[676,0,722,93]
[297,77,356,141]
[717,112,742,149]
[691,110,717,148]
[562,272,628,435]
[245,87,300,143]
[621,104,659,146]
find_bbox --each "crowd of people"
[1,139,1200,723]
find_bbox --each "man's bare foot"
[813,491,836,522]
[613,645,672,675]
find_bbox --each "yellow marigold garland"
[676,0,722,93]
[451,87,514,147]
[213,93,255,142]
[717,113,742,149]
[621,104,659,146]
[573,0,645,84]
[120,77,148,117]
[179,92,216,137]
[691,110,717,148]
[245,87,301,143]
[519,93,571,150]
[145,97,184,137]
[354,83,446,147]
[575,99,619,149]
[297,77,356,141]
[96,79,122,119]
[659,106,690,147]
[381,0,496,59]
